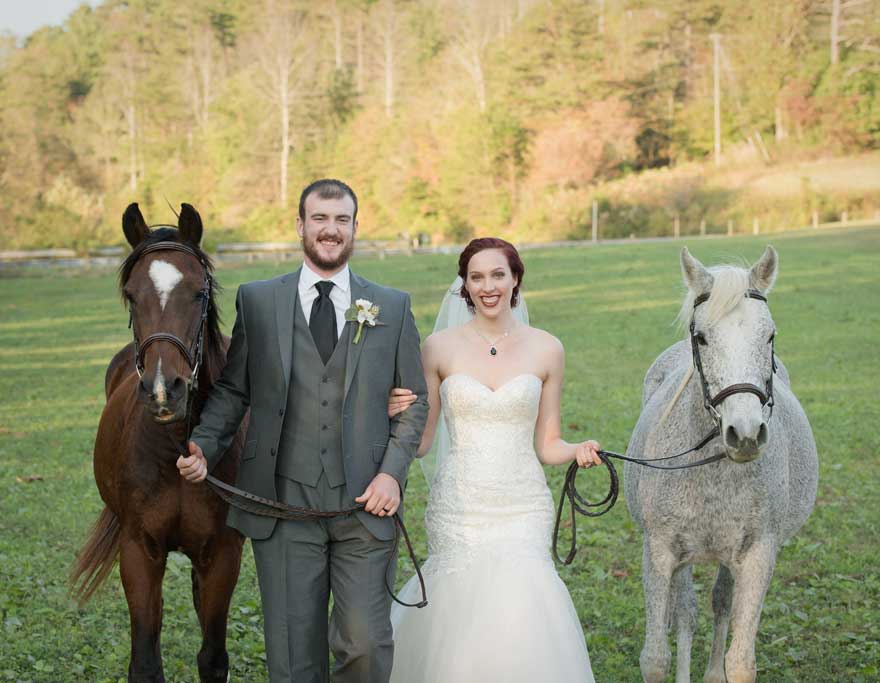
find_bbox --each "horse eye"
[694,332,708,346]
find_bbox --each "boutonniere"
[345,298,384,343]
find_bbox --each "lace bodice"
[424,373,555,574]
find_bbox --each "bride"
[386,237,599,682]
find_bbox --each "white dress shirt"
[298,262,351,340]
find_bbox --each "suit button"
[278,408,284,416]
[322,376,328,383]
[321,400,328,406]
[322,424,328,431]
[321,448,327,455]
[270,447,276,456]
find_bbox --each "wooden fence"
[1,217,875,271]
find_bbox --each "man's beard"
[302,231,354,270]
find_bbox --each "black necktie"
[309,281,337,365]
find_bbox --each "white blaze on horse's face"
[683,247,779,463]
[148,259,184,311]
[154,358,166,402]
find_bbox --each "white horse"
[624,246,818,683]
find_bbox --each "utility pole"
[592,200,598,242]
[710,33,722,167]
[830,0,841,65]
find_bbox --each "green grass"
[1,227,878,682]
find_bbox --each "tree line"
[0,0,877,250]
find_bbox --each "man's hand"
[355,472,401,517]
[387,387,417,418]
[177,441,208,483]
[575,440,602,468]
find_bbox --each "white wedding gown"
[390,373,595,682]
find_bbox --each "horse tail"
[69,506,121,605]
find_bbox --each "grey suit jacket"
[191,267,429,540]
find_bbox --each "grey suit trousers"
[251,474,396,683]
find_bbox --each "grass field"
[1,227,878,682]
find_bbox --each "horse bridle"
[128,240,213,394]
[553,289,779,565]
[689,289,776,427]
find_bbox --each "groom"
[177,179,429,682]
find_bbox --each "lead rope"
[204,473,428,608]
[165,408,428,608]
[552,428,723,565]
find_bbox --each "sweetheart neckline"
[440,372,543,394]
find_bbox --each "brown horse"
[71,203,246,682]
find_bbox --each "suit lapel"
[275,268,301,394]
[344,271,373,400]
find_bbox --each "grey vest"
[276,301,347,488]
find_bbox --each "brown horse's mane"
[118,227,227,388]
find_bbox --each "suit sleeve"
[379,293,429,488]
[191,285,251,472]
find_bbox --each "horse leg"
[672,565,697,683]
[724,543,776,683]
[191,535,243,682]
[704,565,733,683]
[119,533,167,683]
[640,539,676,683]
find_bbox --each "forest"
[0,0,878,250]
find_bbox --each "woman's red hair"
[458,237,525,312]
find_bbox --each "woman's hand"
[387,387,417,418]
[575,440,602,468]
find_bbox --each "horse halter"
[128,240,213,394]
[689,289,777,428]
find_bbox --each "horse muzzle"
[722,420,768,463]
[138,375,191,423]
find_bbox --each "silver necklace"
[472,326,510,356]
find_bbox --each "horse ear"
[122,203,150,248]
[749,245,778,294]
[178,203,203,246]
[680,247,713,295]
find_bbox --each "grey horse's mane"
[676,265,752,330]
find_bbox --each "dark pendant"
[490,347,497,356]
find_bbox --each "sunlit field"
[1,227,877,682]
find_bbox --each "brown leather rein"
[128,239,428,609]
[203,473,428,609]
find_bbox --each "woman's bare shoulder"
[423,326,468,364]
[521,325,564,355]
[424,325,465,348]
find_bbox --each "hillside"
[0,0,878,249]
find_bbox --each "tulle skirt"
[389,548,594,683]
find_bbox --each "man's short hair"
[298,179,358,222]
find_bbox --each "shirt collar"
[300,261,350,294]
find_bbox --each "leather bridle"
[690,289,776,428]
[128,240,213,394]
[553,288,778,565]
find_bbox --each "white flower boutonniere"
[345,298,383,344]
